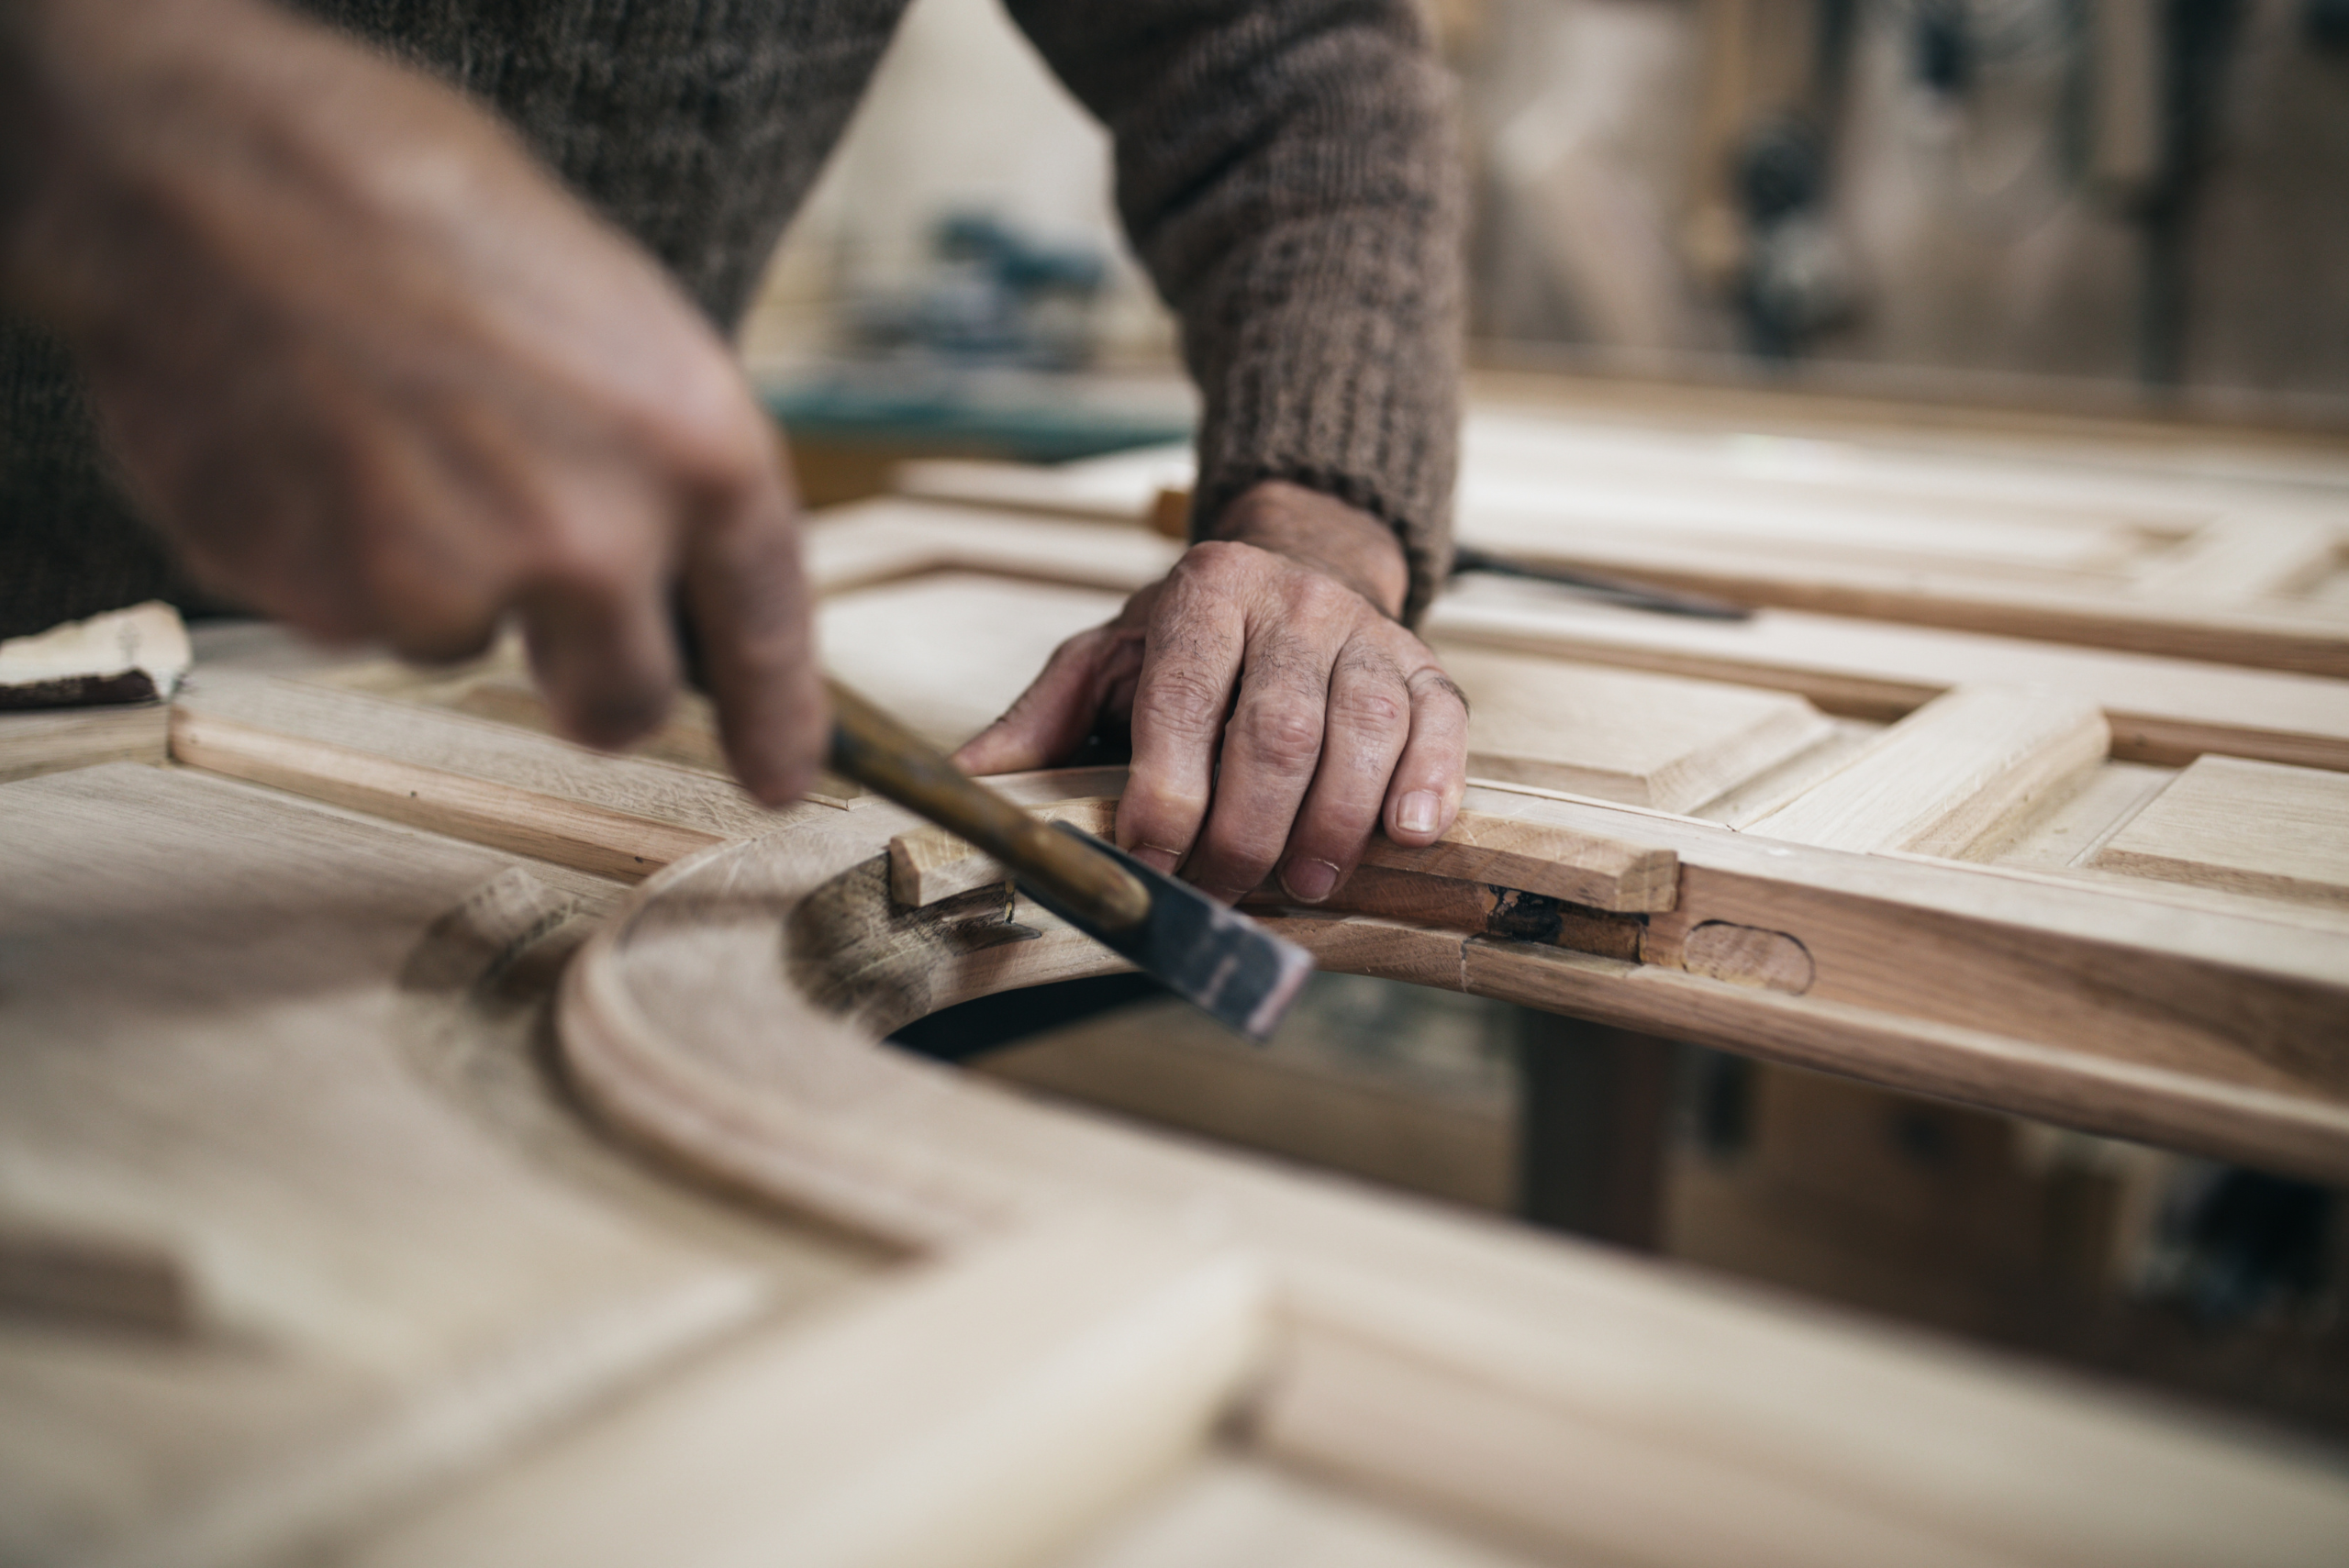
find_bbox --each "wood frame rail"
[167,666,2349,1181]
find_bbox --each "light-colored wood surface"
[0,763,875,1568]
[1357,807,1679,914]
[1438,645,1834,809]
[165,657,2349,1177]
[170,669,799,881]
[787,498,2349,774]
[1742,685,2110,855]
[354,1222,1262,1568]
[2091,755,2349,908]
[818,571,1126,750]
[1427,573,2349,771]
[551,770,2349,1565]
[890,797,1119,907]
[2130,517,2340,601]
[0,702,169,783]
[1046,1455,1553,1568]
[889,408,2349,675]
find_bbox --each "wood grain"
[2090,755,2349,908]
[170,670,800,881]
[890,797,1120,907]
[1427,573,2349,771]
[1743,685,2110,855]
[0,763,872,1568]
[353,1222,1262,1568]
[781,505,2349,775]
[1357,808,1679,914]
[1438,644,1834,809]
[551,769,2349,1566]
[0,703,169,784]
[818,572,1128,749]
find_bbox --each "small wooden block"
[1437,645,1834,811]
[1358,809,1677,913]
[0,704,171,784]
[1743,684,2109,857]
[2089,755,2349,909]
[887,797,1120,908]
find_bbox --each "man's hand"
[955,481,1467,906]
[0,0,824,803]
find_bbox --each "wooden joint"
[887,797,1120,909]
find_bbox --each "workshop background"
[731,0,2349,1447]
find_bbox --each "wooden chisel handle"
[671,597,1149,932]
[824,680,1152,932]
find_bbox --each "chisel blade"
[1017,823,1315,1043]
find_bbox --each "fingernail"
[1280,858,1341,904]
[1133,846,1180,874]
[1397,791,1441,836]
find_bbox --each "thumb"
[952,625,1117,776]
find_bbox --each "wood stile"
[167,669,813,882]
[1740,685,2110,856]
[546,772,2349,1567]
[1447,506,2349,679]
[1424,573,2349,772]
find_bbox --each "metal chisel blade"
[1015,823,1315,1043]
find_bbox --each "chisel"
[824,680,1314,1042]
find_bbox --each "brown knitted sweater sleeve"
[1003,0,1464,624]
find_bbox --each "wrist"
[1206,479,1410,619]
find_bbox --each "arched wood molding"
[555,768,2349,1567]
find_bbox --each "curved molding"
[555,767,2349,1568]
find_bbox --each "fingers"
[1180,612,1342,902]
[1274,647,1411,902]
[1117,566,1247,878]
[518,562,678,751]
[952,623,1120,777]
[682,477,827,806]
[1383,666,1470,845]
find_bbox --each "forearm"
[1005,0,1464,624]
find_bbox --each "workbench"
[6,384,2348,1566]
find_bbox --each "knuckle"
[529,522,652,602]
[1176,539,1257,587]
[1332,684,1407,733]
[1288,572,1355,621]
[1238,697,1324,771]
[1138,666,1230,738]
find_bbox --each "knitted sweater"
[0,0,1462,638]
